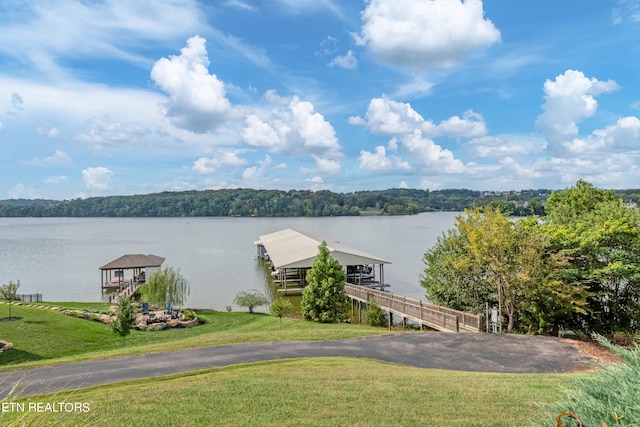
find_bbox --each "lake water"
[0,213,459,310]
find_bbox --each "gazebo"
[100,254,165,294]
[255,229,391,293]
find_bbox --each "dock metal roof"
[100,254,165,271]
[255,228,390,269]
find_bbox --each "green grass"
[0,303,393,370]
[1,358,574,427]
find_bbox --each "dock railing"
[345,283,480,332]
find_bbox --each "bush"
[534,334,640,426]
[182,309,196,321]
[365,301,387,327]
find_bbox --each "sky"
[1,0,640,200]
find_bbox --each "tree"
[234,290,270,313]
[422,208,588,334]
[139,266,189,308]
[0,280,20,320]
[270,298,293,329]
[301,241,349,323]
[110,297,137,346]
[544,180,640,334]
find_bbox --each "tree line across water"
[0,187,559,217]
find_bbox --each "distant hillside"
[0,187,636,218]
[0,199,60,208]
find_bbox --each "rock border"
[0,340,13,352]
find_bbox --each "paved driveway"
[0,333,594,398]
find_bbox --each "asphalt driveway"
[0,333,595,398]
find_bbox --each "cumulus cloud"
[29,149,73,167]
[329,50,357,69]
[8,183,41,199]
[355,0,500,69]
[242,155,272,181]
[536,69,619,154]
[350,97,486,138]
[241,90,342,160]
[192,151,247,175]
[82,167,113,190]
[564,116,640,154]
[349,97,425,135]
[401,130,465,174]
[359,144,410,171]
[151,36,234,133]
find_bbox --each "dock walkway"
[345,283,480,333]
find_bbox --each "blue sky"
[1,0,639,199]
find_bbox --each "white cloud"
[29,150,73,167]
[359,145,410,171]
[243,155,272,180]
[401,130,465,174]
[329,50,357,70]
[241,90,342,159]
[564,116,640,154]
[82,167,114,190]
[535,69,619,154]
[76,117,150,145]
[37,123,62,139]
[151,36,234,133]
[465,135,545,159]
[351,97,487,138]
[355,0,500,69]
[312,156,342,174]
[192,151,247,175]
[349,97,425,135]
[45,176,68,184]
[0,0,206,77]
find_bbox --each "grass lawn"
[0,302,583,426]
[1,358,573,427]
[0,303,393,369]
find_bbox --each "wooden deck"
[108,281,143,303]
[345,283,480,333]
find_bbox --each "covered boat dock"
[255,228,391,293]
[100,254,165,301]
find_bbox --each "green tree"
[110,297,137,345]
[544,180,640,333]
[0,280,20,320]
[139,266,190,308]
[301,241,349,323]
[422,208,588,334]
[270,298,293,329]
[234,290,270,313]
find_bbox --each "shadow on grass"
[0,348,45,366]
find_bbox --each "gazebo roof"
[255,228,390,269]
[100,254,165,271]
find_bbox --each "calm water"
[0,213,458,310]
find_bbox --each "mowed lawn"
[0,302,392,368]
[1,303,577,426]
[2,359,571,426]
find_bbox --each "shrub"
[534,334,640,426]
[365,301,387,327]
[182,309,196,321]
